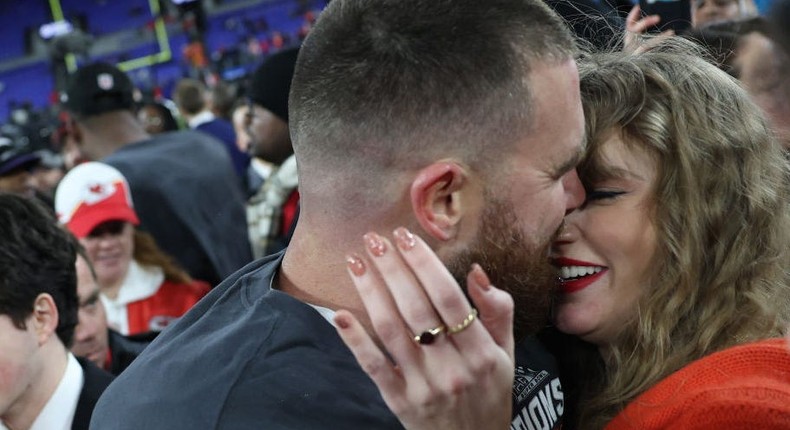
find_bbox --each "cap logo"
[84,181,116,204]
[97,73,114,90]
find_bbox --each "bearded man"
[91,0,586,428]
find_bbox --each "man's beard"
[445,198,559,342]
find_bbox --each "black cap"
[248,47,299,123]
[0,124,40,176]
[63,62,135,118]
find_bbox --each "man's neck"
[278,222,372,332]
[1,343,69,430]
[81,113,150,160]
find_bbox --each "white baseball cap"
[55,162,139,238]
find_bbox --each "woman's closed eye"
[585,189,626,203]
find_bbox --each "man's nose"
[562,169,585,215]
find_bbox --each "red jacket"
[606,338,790,429]
[126,279,210,334]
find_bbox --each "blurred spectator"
[241,48,297,168]
[182,37,209,71]
[0,124,41,198]
[4,110,67,201]
[232,100,272,194]
[55,162,210,335]
[769,0,790,53]
[61,62,253,286]
[687,17,790,149]
[765,0,790,150]
[0,194,114,430]
[733,29,790,149]
[53,112,89,171]
[72,249,154,376]
[32,149,66,199]
[173,78,250,180]
[136,101,180,134]
[208,81,237,121]
[692,0,758,28]
[235,47,300,258]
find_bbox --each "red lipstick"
[553,257,607,294]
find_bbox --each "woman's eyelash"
[586,190,626,201]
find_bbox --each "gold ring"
[413,325,446,345]
[447,309,478,335]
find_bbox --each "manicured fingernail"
[393,227,416,251]
[471,264,492,291]
[363,232,387,257]
[335,315,350,329]
[346,254,366,276]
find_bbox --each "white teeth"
[560,265,603,280]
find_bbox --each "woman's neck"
[100,266,131,300]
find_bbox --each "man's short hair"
[173,79,207,116]
[290,0,576,187]
[0,193,79,347]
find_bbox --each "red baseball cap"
[55,162,139,238]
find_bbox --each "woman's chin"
[554,307,596,339]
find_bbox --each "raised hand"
[624,5,676,54]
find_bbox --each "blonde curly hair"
[573,40,790,428]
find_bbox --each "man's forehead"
[78,285,100,304]
[75,258,99,297]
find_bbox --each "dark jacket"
[73,357,114,430]
[107,329,155,375]
[195,118,250,179]
[91,253,404,430]
[104,130,253,286]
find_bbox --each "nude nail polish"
[363,233,387,257]
[346,254,366,276]
[472,264,492,291]
[393,227,416,251]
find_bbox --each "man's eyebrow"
[555,137,587,176]
[81,290,101,307]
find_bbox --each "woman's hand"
[335,227,515,430]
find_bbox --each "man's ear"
[31,293,59,346]
[410,161,475,241]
